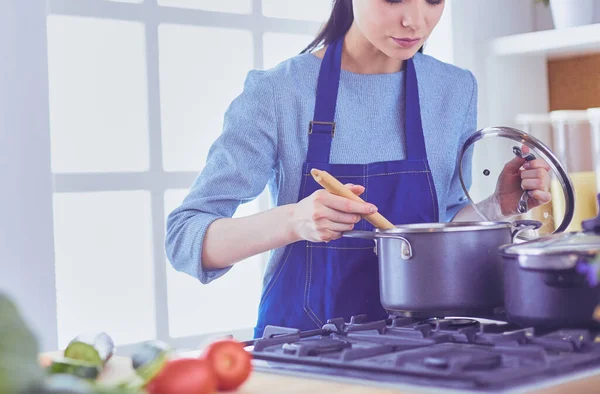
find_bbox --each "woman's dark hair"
[300,0,424,54]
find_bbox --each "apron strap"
[306,39,429,163]
[306,38,343,163]
[404,58,428,161]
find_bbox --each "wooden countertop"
[43,351,600,394]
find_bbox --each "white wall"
[534,0,600,31]
[445,0,539,204]
[424,0,454,64]
[0,0,58,352]
[450,0,537,128]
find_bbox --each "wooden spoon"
[310,168,395,230]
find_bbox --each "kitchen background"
[1,0,600,355]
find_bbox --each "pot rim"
[374,221,512,234]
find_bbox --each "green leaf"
[0,293,44,394]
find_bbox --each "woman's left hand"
[494,145,552,217]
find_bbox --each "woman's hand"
[495,145,552,217]
[290,184,377,243]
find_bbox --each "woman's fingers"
[528,190,552,205]
[313,205,361,224]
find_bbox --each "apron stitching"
[310,245,324,327]
[302,160,322,329]
[308,246,373,250]
[260,243,294,307]
[363,165,368,231]
[305,243,323,328]
[303,171,429,178]
[424,160,438,220]
[303,241,311,323]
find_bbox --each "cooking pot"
[499,194,600,329]
[343,220,540,317]
[315,126,575,318]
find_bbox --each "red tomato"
[145,358,216,394]
[201,339,252,391]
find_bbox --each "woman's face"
[352,0,445,59]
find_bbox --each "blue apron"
[254,38,439,338]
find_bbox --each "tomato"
[201,339,252,391]
[145,358,216,394]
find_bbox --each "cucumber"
[65,333,114,367]
[47,357,101,380]
[130,340,170,383]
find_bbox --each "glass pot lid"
[458,126,575,239]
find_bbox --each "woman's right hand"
[290,184,378,243]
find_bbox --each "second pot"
[343,220,540,318]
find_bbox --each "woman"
[166,0,551,338]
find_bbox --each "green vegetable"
[0,293,145,394]
[130,341,170,384]
[65,333,114,367]
[31,374,145,394]
[0,293,44,394]
[47,357,101,380]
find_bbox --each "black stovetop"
[247,314,600,393]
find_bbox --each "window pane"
[263,32,315,69]
[159,25,253,172]
[158,0,251,14]
[164,189,265,337]
[262,0,332,22]
[47,16,150,173]
[53,191,156,348]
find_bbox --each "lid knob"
[582,194,600,233]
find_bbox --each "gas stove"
[247,314,600,393]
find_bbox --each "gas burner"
[420,317,480,331]
[423,350,503,371]
[323,315,388,334]
[250,314,600,392]
[282,338,352,357]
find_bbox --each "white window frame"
[47,0,321,354]
[2,0,455,354]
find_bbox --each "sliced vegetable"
[201,339,252,391]
[64,332,115,367]
[130,340,170,383]
[145,358,216,394]
[47,357,101,380]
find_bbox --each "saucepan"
[312,169,541,318]
[311,127,576,319]
[499,194,600,329]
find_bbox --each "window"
[46,0,324,351]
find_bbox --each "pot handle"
[582,194,600,233]
[511,220,542,242]
[342,231,413,260]
[342,231,377,240]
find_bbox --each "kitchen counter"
[43,352,600,393]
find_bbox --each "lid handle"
[582,194,600,234]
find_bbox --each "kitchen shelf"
[491,23,600,58]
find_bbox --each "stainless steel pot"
[340,126,575,319]
[499,195,600,328]
[344,220,540,317]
